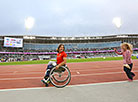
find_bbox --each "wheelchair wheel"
[52,66,70,83]
[49,66,71,88]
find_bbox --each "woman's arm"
[56,57,67,69]
[114,48,123,55]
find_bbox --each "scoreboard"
[4,37,23,48]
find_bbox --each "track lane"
[0,60,137,89]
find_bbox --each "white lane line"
[0,77,42,80]
[0,67,138,75]
[0,80,138,92]
[0,70,138,81]
[0,87,52,92]
[73,70,138,77]
[0,72,43,75]
[68,80,138,87]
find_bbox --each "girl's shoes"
[132,75,135,78]
[128,79,133,82]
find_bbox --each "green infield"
[0,56,137,65]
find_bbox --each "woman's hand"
[56,65,60,69]
[114,48,123,55]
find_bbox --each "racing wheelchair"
[42,65,71,88]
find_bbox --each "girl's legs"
[124,67,133,80]
[123,63,135,80]
[129,63,135,77]
[131,72,135,76]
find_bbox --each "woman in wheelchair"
[41,44,67,84]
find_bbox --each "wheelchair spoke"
[49,66,71,88]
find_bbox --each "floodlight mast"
[24,17,35,34]
[24,16,35,45]
[112,17,122,34]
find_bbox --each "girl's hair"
[57,44,65,52]
[121,43,133,53]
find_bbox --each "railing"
[0,48,137,55]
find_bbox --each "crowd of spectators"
[0,47,138,62]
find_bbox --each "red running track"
[0,60,138,89]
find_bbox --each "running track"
[0,60,138,89]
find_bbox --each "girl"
[114,43,135,81]
[41,44,67,84]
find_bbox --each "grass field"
[0,56,137,65]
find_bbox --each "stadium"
[0,34,138,62]
[0,0,138,102]
[0,34,138,102]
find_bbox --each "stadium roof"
[0,33,138,38]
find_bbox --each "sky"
[0,0,138,37]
